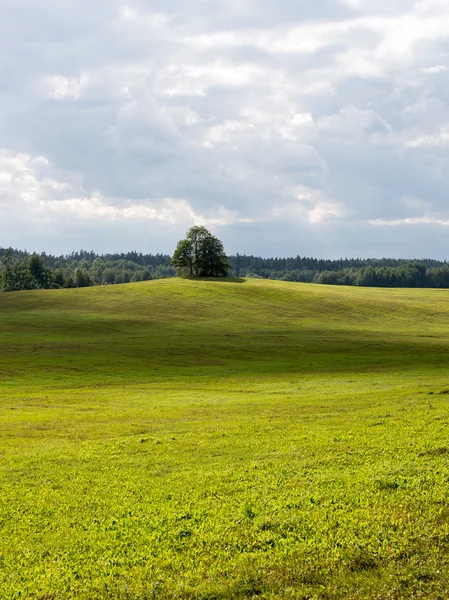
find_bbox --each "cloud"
[371,217,449,226]
[42,74,90,100]
[1,0,449,257]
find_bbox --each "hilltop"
[1,277,449,387]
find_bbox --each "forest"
[1,247,449,290]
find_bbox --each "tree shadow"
[217,277,246,284]
[182,276,247,284]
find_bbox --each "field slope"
[1,278,449,599]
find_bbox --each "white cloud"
[370,216,449,226]
[422,65,447,73]
[42,74,89,99]
[406,128,449,147]
[0,148,255,234]
[270,185,345,224]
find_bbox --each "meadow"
[1,278,449,599]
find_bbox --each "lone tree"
[171,226,231,277]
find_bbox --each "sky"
[2,0,449,258]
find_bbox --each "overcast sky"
[2,0,449,258]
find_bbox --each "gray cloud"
[1,0,449,257]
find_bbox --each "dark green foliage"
[1,250,16,291]
[1,251,53,291]
[0,248,176,291]
[13,260,37,290]
[53,269,65,288]
[172,238,195,276]
[229,257,449,289]
[171,226,231,277]
[29,254,52,288]
[75,268,92,288]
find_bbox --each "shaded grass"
[1,279,449,598]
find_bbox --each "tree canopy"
[171,226,231,278]
[1,246,448,291]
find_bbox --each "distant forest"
[1,247,449,291]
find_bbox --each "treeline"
[1,248,449,291]
[230,255,449,288]
[277,264,449,288]
[0,249,176,291]
[230,254,445,273]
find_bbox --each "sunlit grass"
[1,278,449,598]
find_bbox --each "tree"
[53,269,65,288]
[74,268,92,288]
[171,226,231,277]
[2,250,17,291]
[28,254,52,289]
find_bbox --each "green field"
[1,278,449,599]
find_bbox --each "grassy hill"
[1,278,449,599]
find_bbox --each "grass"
[1,278,449,599]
